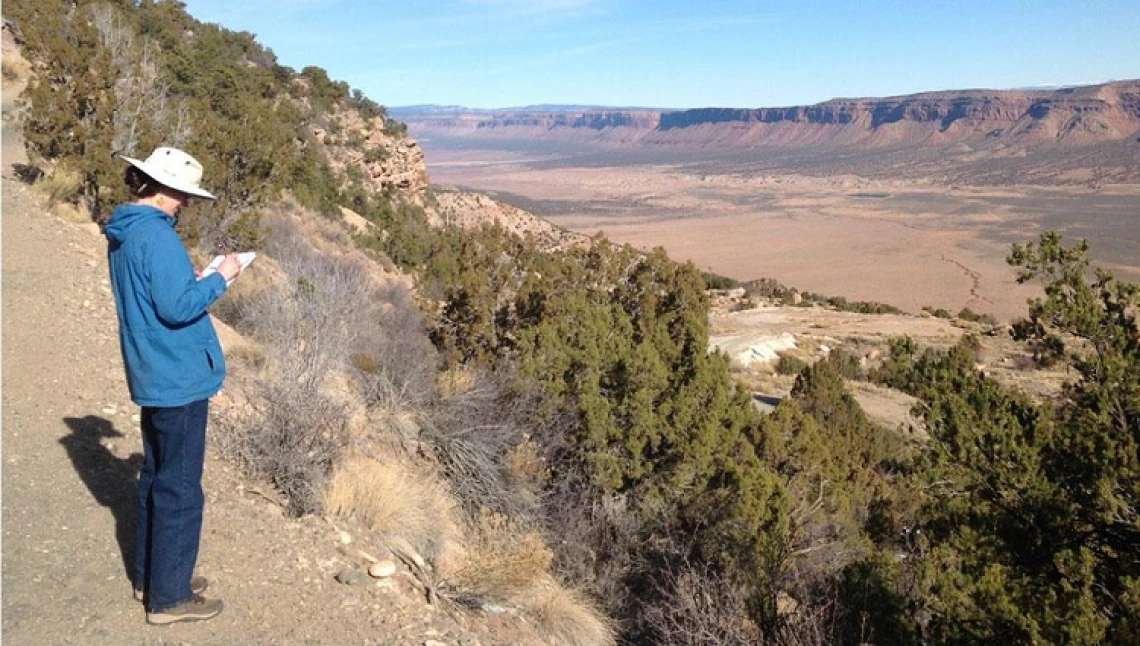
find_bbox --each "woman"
[104,147,240,625]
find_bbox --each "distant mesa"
[393,79,1140,153]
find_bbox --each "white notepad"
[200,251,257,286]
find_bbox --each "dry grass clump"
[54,201,91,224]
[514,576,616,646]
[43,167,82,205]
[226,342,266,369]
[323,454,459,562]
[507,434,549,486]
[437,364,477,398]
[451,511,552,602]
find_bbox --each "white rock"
[338,531,353,545]
[710,332,798,367]
[367,560,397,578]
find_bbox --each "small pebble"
[368,560,397,578]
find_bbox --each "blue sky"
[180,0,1140,110]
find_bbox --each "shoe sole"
[145,606,222,626]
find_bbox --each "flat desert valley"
[424,147,1140,322]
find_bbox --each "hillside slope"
[0,63,529,646]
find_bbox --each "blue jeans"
[134,399,208,612]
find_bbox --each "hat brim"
[121,155,217,200]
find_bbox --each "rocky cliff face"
[652,82,1140,147]
[315,110,431,204]
[318,108,571,238]
[400,80,1140,150]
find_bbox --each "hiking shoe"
[146,594,223,625]
[134,576,209,602]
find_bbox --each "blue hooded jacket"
[105,204,228,407]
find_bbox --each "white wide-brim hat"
[120,147,216,200]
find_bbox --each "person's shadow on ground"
[61,416,142,585]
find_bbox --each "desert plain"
[424,146,1140,322]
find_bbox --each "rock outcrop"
[429,190,586,250]
[315,110,430,203]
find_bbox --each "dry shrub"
[43,167,82,205]
[515,576,616,646]
[214,213,437,505]
[535,417,642,610]
[640,561,762,646]
[218,366,349,515]
[237,214,435,412]
[422,378,543,520]
[323,454,459,562]
[352,277,437,412]
[211,217,379,514]
[451,511,552,602]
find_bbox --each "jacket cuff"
[204,272,228,296]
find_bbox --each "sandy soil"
[428,155,1140,322]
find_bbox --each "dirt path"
[1,94,506,645]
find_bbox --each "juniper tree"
[906,233,1138,644]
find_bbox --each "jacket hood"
[104,203,172,244]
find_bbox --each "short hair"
[124,165,161,199]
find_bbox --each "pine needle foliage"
[7,0,406,244]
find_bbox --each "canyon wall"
[396,80,1140,151]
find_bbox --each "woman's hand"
[216,253,243,283]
